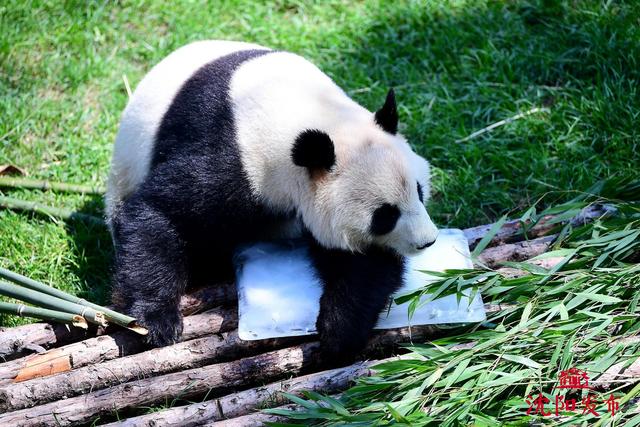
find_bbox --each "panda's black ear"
[292,129,336,172]
[374,88,398,134]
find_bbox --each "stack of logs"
[0,206,606,426]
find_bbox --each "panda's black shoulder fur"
[111,48,291,345]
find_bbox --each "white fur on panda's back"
[105,40,265,225]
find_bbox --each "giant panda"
[105,40,439,359]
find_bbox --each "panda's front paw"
[316,307,368,366]
[132,306,183,347]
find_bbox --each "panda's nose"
[416,239,436,250]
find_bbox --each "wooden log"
[476,235,556,268]
[102,361,377,426]
[0,308,236,385]
[0,322,89,361]
[179,282,236,315]
[0,330,300,412]
[205,405,297,426]
[0,343,321,427]
[463,204,608,249]
[0,327,436,426]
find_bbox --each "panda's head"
[292,89,439,256]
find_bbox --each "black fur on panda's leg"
[111,195,188,347]
[308,241,405,364]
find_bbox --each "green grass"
[1,0,639,326]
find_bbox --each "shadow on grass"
[64,194,113,306]
[326,1,639,226]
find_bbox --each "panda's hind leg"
[111,194,189,347]
[309,242,405,364]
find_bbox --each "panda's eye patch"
[370,203,401,236]
[417,182,424,203]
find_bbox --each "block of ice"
[235,229,485,340]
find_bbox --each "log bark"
[0,322,89,361]
[102,361,377,426]
[0,343,321,427]
[0,327,436,426]
[0,308,236,385]
[179,282,236,315]
[476,235,556,268]
[463,204,608,249]
[205,405,297,426]
[0,330,300,412]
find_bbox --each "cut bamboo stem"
[0,195,104,225]
[0,267,146,334]
[0,281,107,326]
[0,290,234,360]
[0,177,104,195]
[0,308,236,385]
[0,302,87,329]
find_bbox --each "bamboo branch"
[463,204,608,250]
[0,177,104,195]
[0,308,236,385]
[0,302,87,329]
[0,267,145,334]
[0,195,104,225]
[0,280,107,326]
[0,289,235,360]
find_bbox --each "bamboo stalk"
[0,302,87,329]
[0,195,104,225]
[0,308,237,385]
[0,281,107,326]
[0,267,146,334]
[0,177,104,195]
[0,289,235,360]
